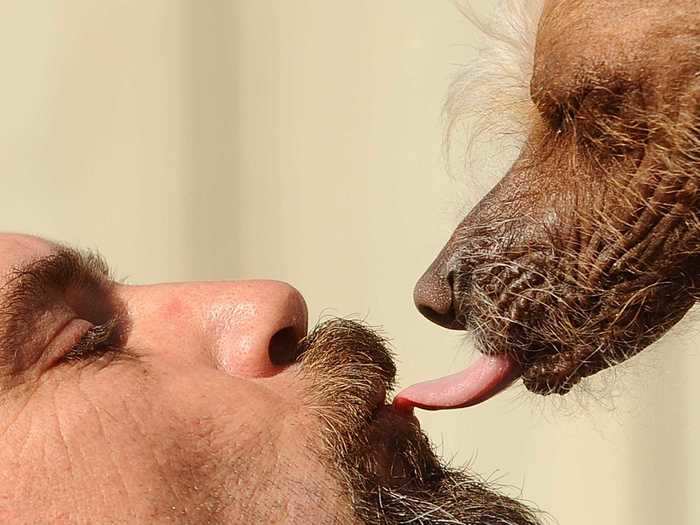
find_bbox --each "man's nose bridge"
[123,280,308,378]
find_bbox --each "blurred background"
[1,1,698,523]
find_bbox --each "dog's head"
[406,0,700,406]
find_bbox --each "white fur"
[445,1,544,180]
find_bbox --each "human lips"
[295,318,420,441]
[296,318,397,421]
[294,318,544,524]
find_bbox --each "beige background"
[1,1,698,524]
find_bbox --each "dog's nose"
[413,256,462,330]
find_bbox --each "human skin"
[405,0,700,406]
[0,234,541,524]
[0,234,345,523]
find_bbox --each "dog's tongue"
[393,354,521,411]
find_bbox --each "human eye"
[62,318,124,363]
[0,247,137,377]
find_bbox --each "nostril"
[417,303,460,330]
[268,326,302,366]
[446,269,455,290]
[417,303,445,324]
[414,267,463,330]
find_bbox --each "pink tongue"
[393,354,521,411]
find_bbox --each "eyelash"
[63,319,122,362]
[549,105,569,133]
[549,96,586,133]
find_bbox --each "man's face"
[0,234,540,524]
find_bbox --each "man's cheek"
[79,362,287,493]
[0,377,136,519]
[0,367,215,519]
[0,390,55,513]
[4,372,157,473]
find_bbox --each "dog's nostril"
[268,326,301,366]
[417,303,459,329]
[414,269,464,330]
[446,269,455,289]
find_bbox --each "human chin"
[297,319,543,525]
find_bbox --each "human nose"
[125,280,309,378]
[213,280,309,376]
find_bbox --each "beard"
[296,319,543,525]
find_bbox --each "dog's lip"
[392,353,522,411]
[520,345,598,395]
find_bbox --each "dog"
[395,0,700,411]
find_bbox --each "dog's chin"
[467,309,620,396]
[476,323,652,396]
[519,348,594,396]
[458,246,700,396]
[460,280,663,396]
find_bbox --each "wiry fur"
[445,0,543,186]
[435,0,700,395]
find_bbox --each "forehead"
[534,0,698,94]
[0,234,56,283]
[540,0,660,43]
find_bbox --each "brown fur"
[416,0,700,395]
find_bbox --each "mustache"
[297,318,396,438]
[296,319,544,525]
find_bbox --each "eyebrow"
[0,246,123,376]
